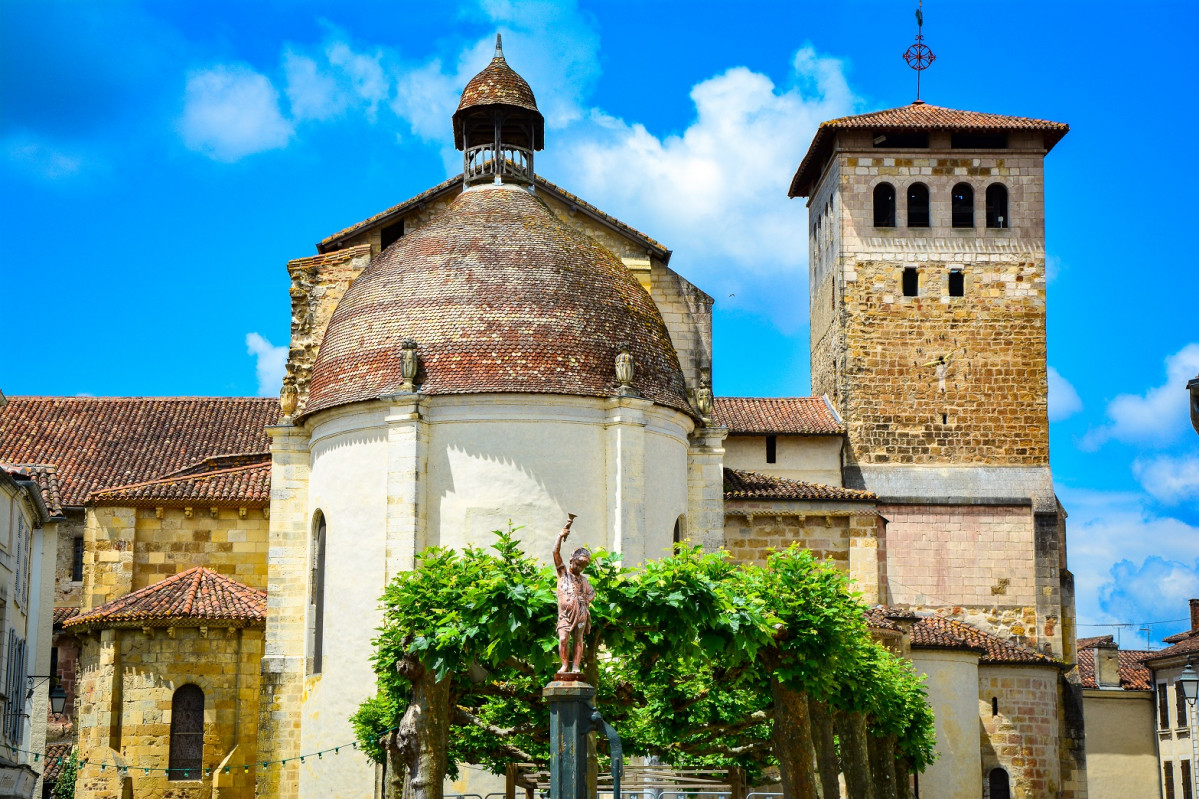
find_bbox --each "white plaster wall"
[910,649,983,798]
[722,435,842,485]
[300,405,391,799]
[642,423,689,560]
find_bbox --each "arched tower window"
[873,183,896,227]
[986,183,1009,228]
[309,513,327,675]
[952,183,974,228]
[168,685,204,780]
[988,767,1011,799]
[906,182,930,228]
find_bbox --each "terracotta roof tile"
[790,102,1069,198]
[864,607,902,632]
[0,397,277,507]
[1144,631,1199,664]
[305,186,693,420]
[53,606,79,627]
[42,745,72,785]
[89,456,270,507]
[714,396,844,435]
[1075,638,1153,691]
[1,462,63,517]
[453,43,544,151]
[65,567,266,630]
[723,468,875,502]
[910,615,1061,665]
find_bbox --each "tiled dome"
[453,36,544,150]
[304,186,692,419]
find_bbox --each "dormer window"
[381,219,405,250]
[874,183,896,227]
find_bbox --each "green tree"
[51,749,78,799]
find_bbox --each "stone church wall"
[979,664,1063,799]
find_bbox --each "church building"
[0,38,1085,799]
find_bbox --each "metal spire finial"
[495,33,504,59]
[903,0,936,103]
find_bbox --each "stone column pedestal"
[544,676,595,799]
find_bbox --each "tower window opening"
[71,537,84,581]
[951,132,1007,149]
[765,435,777,464]
[873,131,929,149]
[951,183,974,228]
[988,767,1011,799]
[991,697,998,716]
[381,219,405,250]
[949,269,964,297]
[986,183,1009,228]
[873,183,896,227]
[907,182,930,228]
[902,267,918,297]
[942,413,948,425]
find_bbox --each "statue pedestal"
[544,677,595,799]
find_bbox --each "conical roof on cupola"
[453,34,544,150]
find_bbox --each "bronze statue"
[553,514,594,674]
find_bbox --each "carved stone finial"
[615,343,637,397]
[279,383,298,421]
[399,339,419,392]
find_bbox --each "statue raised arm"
[553,514,593,673]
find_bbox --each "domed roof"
[303,186,693,419]
[453,35,544,150]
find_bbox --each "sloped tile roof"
[790,102,1069,198]
[910,615,1061,666]
[1,463,63,517]
[1144,630,1199,664]
[0,397,277,507]
[304,186,693,420]
[53,607,79,627]
[65,567,266,630]
[42,744,72,785]
[89,455,270,507]
[864,607,902,632]
[723,468,875,502]
[1075,637,1153,691]
[317,174,668,259]
[713,397,844,435]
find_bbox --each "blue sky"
[3,0,1197,647]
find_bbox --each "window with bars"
[168,684,204,779]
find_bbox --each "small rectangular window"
[765,435,777,464]
[873,131,929,148]
[1161,683,1172,729]
[902,268,918,297]
[951,132,1008,149]
[72,538,84,582]
[380,219,405,250]
[1165,761,1176,799]
[1184,761,1193,799]
[949,270,964,297]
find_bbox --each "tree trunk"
[866,735,896,799]
[893,759,912,799]
[387,656,451,799]
[809,700,841,799]
[835,712,873,799]
[769,677,824,799]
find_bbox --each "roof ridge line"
[87,460,269,498]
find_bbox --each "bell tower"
[452,35,545,188]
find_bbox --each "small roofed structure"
[65,566,265,630]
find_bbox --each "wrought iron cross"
[903,1,936,102]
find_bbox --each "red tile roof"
[864,607,902,632]
[42,744,72,786]
[317,174,669,260]
[790,102,1070,198]
[1075,637,1153,691]
[1,463,63,517]
[723,468,875,502]
[454,40,543,151]
[305,186,693,420]
[910,615,1061,666]
[65,567,266,630]
[1144,630,1199,664]
[713,397,844,435]
[0,397,277,507]
[89,455,270,507]
[53,606,79,627]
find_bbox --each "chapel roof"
[304,186,693,419]
[0,397,276,507]
[1075,636,1153,691]
[713,396,844,435]
[65,567,266,630]
[909,614,1062,666]
[89,455,270,508]
[722,468,874,502]
[789,102,1070,198]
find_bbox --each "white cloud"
[1098,557,1199,643]
[326,41,389,120]
[1082,343,1199,450]
[1133,454,1199,504]
[1047,366,1082,422]
[180,65,293,161]
[3,134,83,179]
[283,51,344,122]
[245,332,287,397]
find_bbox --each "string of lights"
[6,728,392,779]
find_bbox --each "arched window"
[986,183,1009,228]
[309,513,327,674]
[168,685,204,780]
[988,767,1011,799]
[672,515,686,548]
[906,182,930,227]
[873,183,896,227]
[991,696,999,716]
[952,183,974,228]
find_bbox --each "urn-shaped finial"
[615,343,637,396]
[279,383,298,422]
[399,339,419,392]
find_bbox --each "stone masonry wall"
[54,510,84,607]
[979,665,1062,799]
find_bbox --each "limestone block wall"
[723,434,842,485]
[648,263,713,399]
[75,626,262,799]
[978,665,1063,799]
[82,507,135,613]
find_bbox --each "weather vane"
[903,1,936,103]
